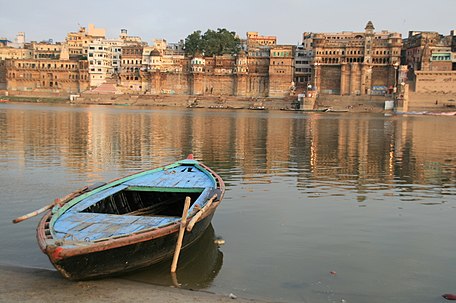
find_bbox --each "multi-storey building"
[87,39,123,87]
[404,30,456,93]
[143,41,185,73]
[66,24,106,59]
[0,46,32,60]
[404,30,454,72]
[6,32,26,49]
[246,32,277,49]
[0,43,31,90]
[166,40,185,55]
[242,37,273,98]
[119,29,144,45]
[104,40,123,74]
[1,29,306,98]
[5,58,89,93]
[305,21,402,96]
[142,41,187,95]
[120,44,144,91]
[269,45,295,97]
[294,44,313,92]
[139,41,294,98]
[30,42,62,59]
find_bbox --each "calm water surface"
[1,102,455,303]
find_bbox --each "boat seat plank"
[58,212,111,223]
[53,212,180,242]
[54,213,110,233]
[110,223,148,237]
[133,216,179,227]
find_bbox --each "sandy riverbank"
[0,265,272,303]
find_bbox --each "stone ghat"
[73,93,295,110]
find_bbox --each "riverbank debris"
[214,237,225,246]
[443,293,456,300]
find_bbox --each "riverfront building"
[120,43,144,92]
[1,25,296,98]
[66,24,106,59]
[2,23,455,102]
[87,39,123,87]
[5,58,89,93]
[246,32,277,49]
[30,42,62,59]
[294,43,313,93]
[304,21,402,96]
[403,30,456,94]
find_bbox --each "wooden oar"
[12,186,88,224]
[170,196,191,273]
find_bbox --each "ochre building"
[403,30,456,94]
[306,21,402,96]
[6,59,89,93]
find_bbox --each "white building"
[88,39,123,87]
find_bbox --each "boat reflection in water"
[123,224,223,289]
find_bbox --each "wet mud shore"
[0,265,270,303]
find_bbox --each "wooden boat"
[31,155,224,280]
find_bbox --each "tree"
[184,28,241,57]
[184,30,203,57]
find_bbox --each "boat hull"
[38,206,216,280]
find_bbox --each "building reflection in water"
[1,104,455,301]
[1,105,456,191]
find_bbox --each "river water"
[0,102,455,303]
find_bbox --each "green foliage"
[184,30,203,57]
[184,28,241,57]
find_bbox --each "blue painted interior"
[51,162,216,245]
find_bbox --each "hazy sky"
[1,0,455,44]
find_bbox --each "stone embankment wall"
[407,92,456,110]
[315,94,388,112]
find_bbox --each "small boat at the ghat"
[13,155,225,280]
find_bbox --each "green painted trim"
[126,187,204,193]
